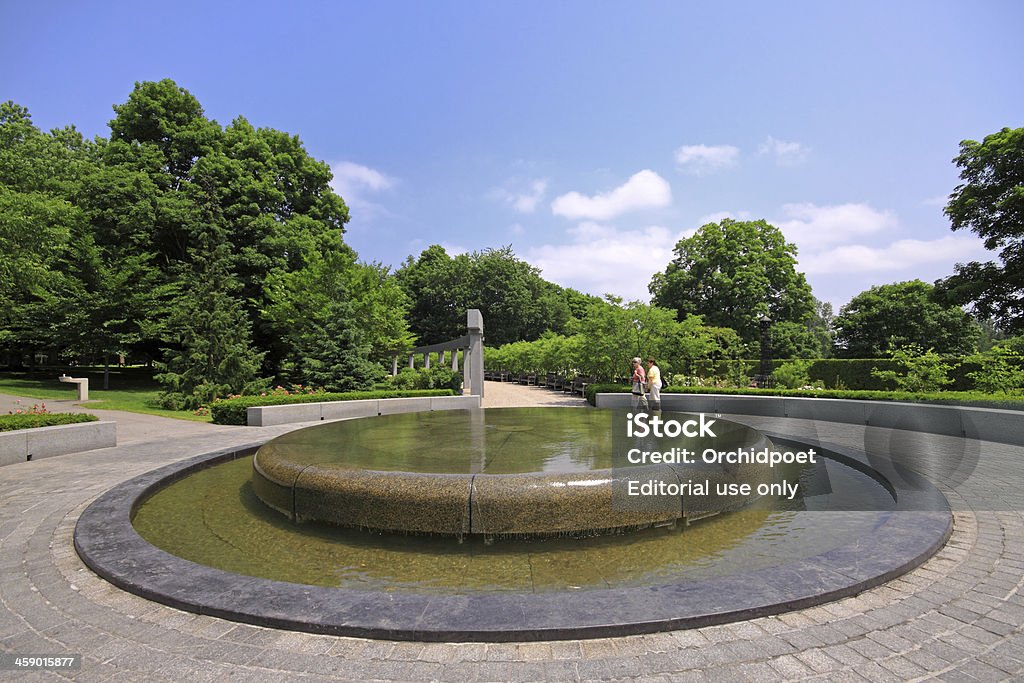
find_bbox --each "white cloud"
[922,194,950,207]
[800,235,988,275]
[696,210,753,226]
[440,242,469,256]
[331,161,395,193]
[674,144,740,174]
[758,136,810,165]
[551,170,672,221]
[526,223,693,302]
[329,161,397,222]
[775,202,898,249]
[489,179,549,214]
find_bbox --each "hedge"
[0,413,99,432]
[586,384,1024,411]
[551,358,988,392]
[211,389,456,425]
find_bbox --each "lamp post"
[758,313,772,388]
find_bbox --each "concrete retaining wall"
[247,395,482,427]
[0,421,117,467]
[595,393,1024,447]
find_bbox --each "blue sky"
[3,1,1021,310]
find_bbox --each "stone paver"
[1,383,1023,680]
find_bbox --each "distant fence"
[392,309,485,396]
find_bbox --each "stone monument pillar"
[465,309,484,397]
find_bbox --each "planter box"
[0,421,117,467]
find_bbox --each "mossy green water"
[133,454,892,593]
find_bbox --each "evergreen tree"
[155,237,264,407]
[298,295,382,392]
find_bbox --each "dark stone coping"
[74,434,951,642]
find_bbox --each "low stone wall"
[595,393,1024,447]
[0,421,117,467]
[247,395,482,427]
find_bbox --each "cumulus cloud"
[551,170,672,221]
[922,194,950,207]
[440,242,469,256]
[674,144,740,174]
[775,202,898,249]
[329,161,396,222]
[758,136,810,165]
[800,235,990,275]
[526,223,693,302]
[696,210,753,226]
[489,179,549,214]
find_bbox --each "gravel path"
[480,380,588,408]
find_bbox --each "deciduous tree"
[937,127,1024,332]
[650,219,815,345]
[833,280,980,357]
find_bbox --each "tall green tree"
[936,127,1024,332]
[833,280,981,357]
[396,244,578,347]
[106,80,354,378]
[155,237,265,407]
[650,218,816,345]
[347,262,416,363]
[0,102,90,365]
[395,245,468,345]
[466,246,570,345]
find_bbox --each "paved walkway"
[1,384,1023,680]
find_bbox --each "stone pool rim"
[74,432,951,642]
[251,409,780,538]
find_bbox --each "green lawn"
[0,368,212,423]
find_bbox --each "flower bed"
[0,413,99,432]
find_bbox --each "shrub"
[587,384,1024,411]
[388,367,463,392]
[585,383,630,406]
[871,344,955,392]
[210,389,456,425]
[773,359,822,390]
[966,344,1024,394]
[0,413,99,432]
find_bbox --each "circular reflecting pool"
[133,445,895,593]
[78,406,952,640]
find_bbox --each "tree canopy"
[0,81,412,402]
[936,127,1024,332]
[833,280,981,357]
[649,218,817,353]
[395,244,587,347]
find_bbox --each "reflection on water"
[133,454,894,593]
